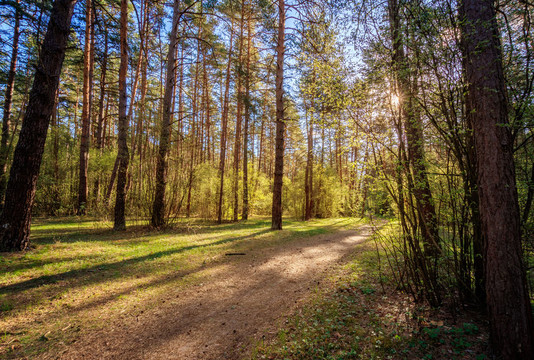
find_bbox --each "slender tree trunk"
[388,0,440,258]
[271,0,285,230]
[95,29,108,150]
[114,0,129,231]
[132,36,148,204]
[186,17,203,218]
[78,0,94,214]
[233,3,246,222]
[204,55,212,164]
[93,27,108,205]
[0,0,21,211]
[269,116,274,178]
[360,149,369,217]
[217,18,235,224]
[305,106,314,220]
[124,1,148,197]
[242,8,252,221]
[151,0,181,228]
[258,106,265,174]
[0,0,77,251]
[51,90,60,215]
[258,73,269,176]
[460,0,534,357]
[129,0,149,162]
[177,41,185,158]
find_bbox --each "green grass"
[0,216,363,359]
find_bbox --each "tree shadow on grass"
[1,218,359,285]
[29,225,149,245]
[1,227,373,359]
[0,229,271,295]
[52,229,371,360]
[29,219,274,246]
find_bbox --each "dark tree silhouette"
[151,0,182,228]
[114,0,129,231]
[460,0,534,357]
[271,0,285,230]
[0,0,77,251]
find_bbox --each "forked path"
[53,226,374,360]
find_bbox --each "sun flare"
[390,93,400,108]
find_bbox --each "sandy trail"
[51,226,373,360]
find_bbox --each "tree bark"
[217,18,235,224]
[460,0,534,357]
[0,0,77,251]
[93,26,108,204]
[151,0,182,228]
[242,6,252,221]
[233,2,246,222]
[78,0,95,214]
[0,0,21,211]
[51,90,60,215]
[388,0,440,258]
[114,0,129,231]
[186,16,203,218]
[271,0,285,230]
[305,105,314,220]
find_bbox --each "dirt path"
[50,226,374,360]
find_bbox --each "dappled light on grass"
[0,217,365,358]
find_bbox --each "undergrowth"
[252,221,489,360]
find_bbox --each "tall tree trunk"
[51,90,60,215]
[151,0,181,228]
[388,0,440,258]
[186,16,203,218]
[95,28,108,149]
[177,40,185,158]
[460,0,534,357]
[114,0,129,231]
[305,106,314,220]
[132,29,148,203]
[258,104,265,174]
[78,0,94,214]
[129,0,149,162]
[0,0,21,211]
[258,72,269,177]
[360,149,369,217]
[217,18,235,224]
[203,51,212,164]
[93,27,108,204]
[124,2,148,197]
[271,0,285,230]
[242,7,252,221]
[233,2,246,222]
[0,0,77,251]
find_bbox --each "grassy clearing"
[0,216,363,359]
[252,221,489,360]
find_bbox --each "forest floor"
[0,217,489,359]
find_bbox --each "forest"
[0,0,533,358]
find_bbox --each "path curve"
[50,226,373,360]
